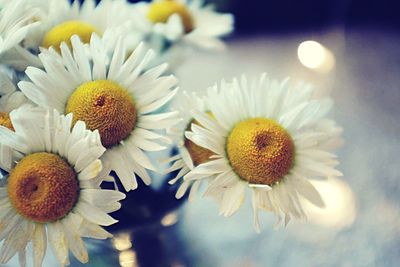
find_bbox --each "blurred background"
[126,1,400,266]
[211,0,399,33]
[6,0,400,266]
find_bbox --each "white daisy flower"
[0,70,31,169]
[131,0,234,50]
[184,74,343,231]
[0,70,29,121]
[0,0,41,69]
[18,34,180,191]
[0,0,38,53]
[0,106,125,267]
[166,91,214,200]
[24,0,141,53]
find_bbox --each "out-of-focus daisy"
[185,74,343,231]
[24,0,140,53]
[132,0,234,50]
[0,70,30,169]
[19,34,180,191]
[0,0,38,53]
[0,106,125,266]
[0,70,30,118]
[0,0,41,69]
[166,91,214,200]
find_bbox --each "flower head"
[19,0,142,59]
[166,91,214,200]
[0,70,30,169]
[147,0,194,33]
[0,106,125,266]
[184,74,343,231]
[132,0,234,50]
[0,0,39,53]
[19,34,180,191]
[0,0,41,69]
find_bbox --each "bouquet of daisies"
[0,0,343,266]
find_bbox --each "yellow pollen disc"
[227,118,295,185]
[41,20,99,51]
[66,80,137,148]
[184,118,214,166]
[147,0,194,33]
[0,112,14,131]
[8,152,78,223]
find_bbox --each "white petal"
[32,224,47,267]
[79,220,112,239]
[78,159,103,181]
[168,166,190,184]
[0,126,29,154]
[204,171,239,197]
[48,222,69,267]
[188,180,201,201]
[140,88,179,114]
[125,145,157,171]
[76,201,118,226]
[80,189,125,211]
[0,218,32,264]
[219,181,246,217]
[130,135,167,152]
[251,189,261,233]
[103,153,137,191]
[61,214,88,263]
[175,180,191,199]
[164,159,185,173]
[296,157,343,177]
[184,158,228,180]
[290,175,325,208]
[75,146,106,172]
[71,35,92,81]
[18,249,26,267]
[0,145,13,172]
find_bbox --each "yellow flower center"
[41,20,99,51]
[0,112,14,131]
[66,80,137,148]
[8,152,79,223]
[147,0,194,33]
[227,118,295,185]
[184,119,214,166]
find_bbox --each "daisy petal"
[32,224,47,267]
[76,201,118,226]
[48,222,70,267]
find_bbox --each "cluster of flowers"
[0,0,342,266]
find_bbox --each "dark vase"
[68,171,191,267]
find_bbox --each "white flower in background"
[166,91,214,200]
[0,106,125,267]
[184,74,343,231]
[0,70,31,169]
[19,34,180,191]
[0,70,29,126]
[0,0,41,69]
[24,0,141,53]
[132,0,234,50]
[0,0,38,53]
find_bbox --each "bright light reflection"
[161,211,179,227]
[297,40,335,72]
[113,233,132,251]
[119,250,138,267]
[301,177,356,229]
[171,262,186,267]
